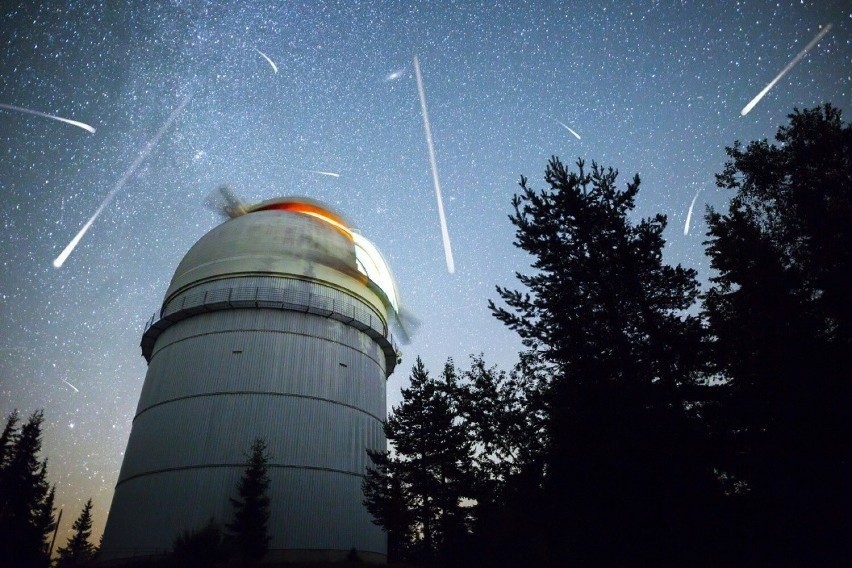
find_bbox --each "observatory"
[100,197,401,564]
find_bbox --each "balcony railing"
[141,284,400,369]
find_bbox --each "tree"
[456,353,547,496]
[0,410,20,471]
[363,358,474,565]
[226,438,271,564]
[171,517,223,568]
[454,353,550,566]
[704,104,851,563]
[0,409,56,567]
[55,499,96,567]
[489,157,720,564]
[362,448,414,563]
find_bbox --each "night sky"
[1,1,848,544]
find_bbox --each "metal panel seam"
[115,462,370,488]
[150,328,386,372]
[133,391,386,424]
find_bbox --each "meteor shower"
[1,2,847,566]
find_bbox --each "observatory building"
[99,197,401,564]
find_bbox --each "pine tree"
[363,358,473,564]
[704,104,851,563]
[489,157,719,564]
[226,438,271,563]
[171,517,223,568]
[452,353,551,565]
[362,448,414,562]
[0,409,20,472]
[456,353,547,495]
[55,499,96,567]
[0,410,56,567]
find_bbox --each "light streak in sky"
[255,48,278,74]
[61,378,79,393]
[304,169,340,178]
[53,94,192,268]
[385,68,405,82]
[554,118,582,140]
[0,102,96,133]
[741,23,833,116]
[413,55,455,274]
[684,188,702,236]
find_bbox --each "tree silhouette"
[171,517,223,568]
[226,438,271,564]
[453,353,550,565]
[362,447,414,563]
[704,104,851,563]
[0,409,56,567]
[55,498,96,567]
[456,353,547,496]
[363,358,473,564]
[490,157,719,564]
[0,410,20,471]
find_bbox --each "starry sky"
[0,0,848,546]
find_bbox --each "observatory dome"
[141,197,401,374]
[164,197,400,329]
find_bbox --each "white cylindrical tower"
[100,198,400,564]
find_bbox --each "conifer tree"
[490,157,718,564]
[0,409,56,567]
[363,358,473,564]
[55,499,96,567]
[704,104,851,563]
[362,448,414,562]
[0,409,20,471]
[456,353,547,496]
[451,353,551,565]
[227,438,271,563]
[171,517,223,568]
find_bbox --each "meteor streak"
[0,102,95,133]
[684,188,702,236]
[304,169,340,178]
[256,49,278,73]
[53,94,192,268]
[741,23,832,116]
[61,378,79,393]
[554,118,581,140]
[413,55,455,274]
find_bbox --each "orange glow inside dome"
[255,201,353,240]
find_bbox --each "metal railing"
[142,284,399,357]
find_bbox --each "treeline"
[0,410,97,567]
[363,105,850,566]
[0,410,272,567]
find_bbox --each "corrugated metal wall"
[100,281,389,562]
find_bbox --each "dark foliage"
[363,358,473,565]
[0,410,20,472]
[488,157,721,564]
[226,438,271,564]
[55,498,96,567]
[704,104,851,564]
[362,447,414,563]
[363,108,849,565]
[0,409,56,568]
[456,353,547,496]
[453,353,551,566]
[171,517,223,568]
